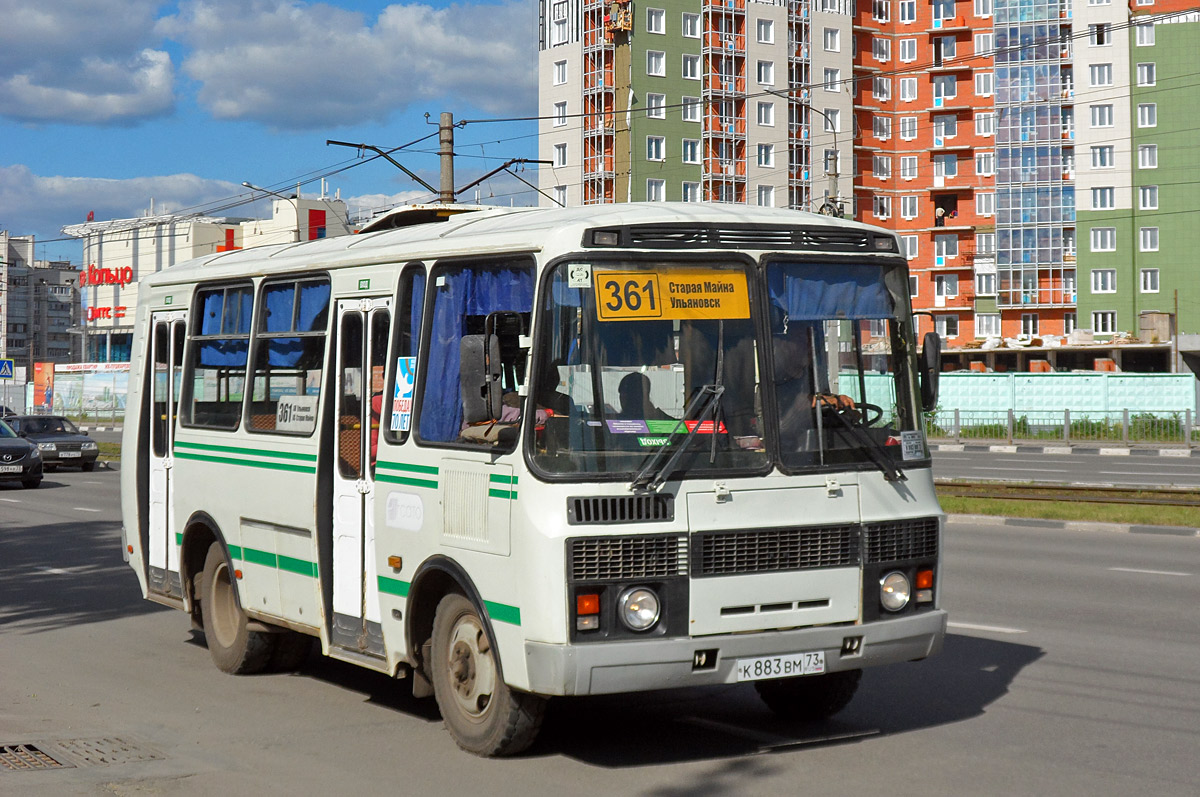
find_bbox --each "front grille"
[568,494,674,525]
[56,442,82,453]
[864,517,940,563]
[694,524,859,577]
[569,534,687,581]
[0,451,28,464]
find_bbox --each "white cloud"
[0,1,176,124]
[160,0,537,129]
[0,164,242,243]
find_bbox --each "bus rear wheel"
[429,593,545,756]
[755,669,862,721]
[199,543,273,674]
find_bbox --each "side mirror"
[919,331,941,412]
[460,334,503,424]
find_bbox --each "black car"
[0,419,42,488]
[4,415,100,471]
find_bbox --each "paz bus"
[120,203,946,756]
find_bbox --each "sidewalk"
[932,441,1194,457]
[948,512,1200,538]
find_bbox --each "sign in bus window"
[594,270,750,321]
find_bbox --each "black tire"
[82,461,95,472]
[267,630,313,672]
[429,593,545,756]
[199,543,273,674]
[755,669,862,721]
[22,477,40,489]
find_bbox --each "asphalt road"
[2,470,1198,795]
[933,447,1200,488]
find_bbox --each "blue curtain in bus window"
[767,264,893,321]
[298,282,330,332]
[199,339,249,367]
[411,271,426,344]
[263,284,295,332]
[420,265,532,442]
[200,290,225,335]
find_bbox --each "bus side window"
[382,264,426,447]
[417,260,533,448]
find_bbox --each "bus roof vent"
[567,494,675,525]
[592,224,876,252]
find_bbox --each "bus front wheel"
[199,543,273,675]
[429,593,545,756]
[755,669,862,721]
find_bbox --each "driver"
[773,326,857,447]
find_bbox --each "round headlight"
[618,587,661,632]
[880,571,912,612]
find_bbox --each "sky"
[0,0,541,263]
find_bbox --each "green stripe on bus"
[377,474,439,489]
[242,547,277,568]
[174,440,317,462]
[488,488,517,500]
[377,461,438,475]
[228,544,243,560]
[485,601,521,626]
[278,554,317,578]
[488,473,517,486]
[378,575,410,597]
[174,450,316,474]
[175,532,183,546]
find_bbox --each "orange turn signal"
[915,569,934,590]
[576,593,600,615]
[234,569,243,580]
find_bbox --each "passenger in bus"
[616,372,669,420]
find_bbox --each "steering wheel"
[850,402,884,426]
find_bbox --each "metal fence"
[926,409,1198,447]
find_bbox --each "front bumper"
[524,609,947,696]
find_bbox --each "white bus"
[121,203,946,756]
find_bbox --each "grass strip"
[939,495,1200,528]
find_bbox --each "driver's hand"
[813,393,856,411]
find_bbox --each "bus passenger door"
[147,312,187,598]
[331,298,390,656]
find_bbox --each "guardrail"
[926,409,1198,447]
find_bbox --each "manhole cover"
[46,737,164,767]
[0,744,70,771]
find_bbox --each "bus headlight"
[618,587,661,632]
[880,571,911,612]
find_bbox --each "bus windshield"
[530,261,767,479]
[529,258,921,480]
[766,259,922,474]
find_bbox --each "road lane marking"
[0,497,21,503]
[948,621,1027,635]
[39,567,74,575]
[1108,567,1190,577]
[73,507,102,513]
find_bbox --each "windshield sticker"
[275,394,318,434]
[637,436,672,447]
[605,419,725,434]
[568,264,592,289]
[900,430,924,460]
[594,270,750,322]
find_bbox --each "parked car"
[0,418,42,488]
[4,415,99,471]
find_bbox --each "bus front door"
[147,312,186,598]
[330,298,390,655]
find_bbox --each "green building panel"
[1129,19,1200,334]
[630,1,703,201]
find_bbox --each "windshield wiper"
[629,383,725,493]
[822,407,906,482]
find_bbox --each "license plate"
[59,451,81,458]
[736,650,825,682]
[0,465,20,473]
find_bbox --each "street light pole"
[766,89,844,217]
[242,181,301,242]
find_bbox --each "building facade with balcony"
[1,231,81,371]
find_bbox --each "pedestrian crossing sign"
[0,359,13,379]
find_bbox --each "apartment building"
[1074,1,1200,348]
[537,0,1193,366]
[0,232,81,369]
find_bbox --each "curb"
[934,443,1194,457]
[948,512,1199,538]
